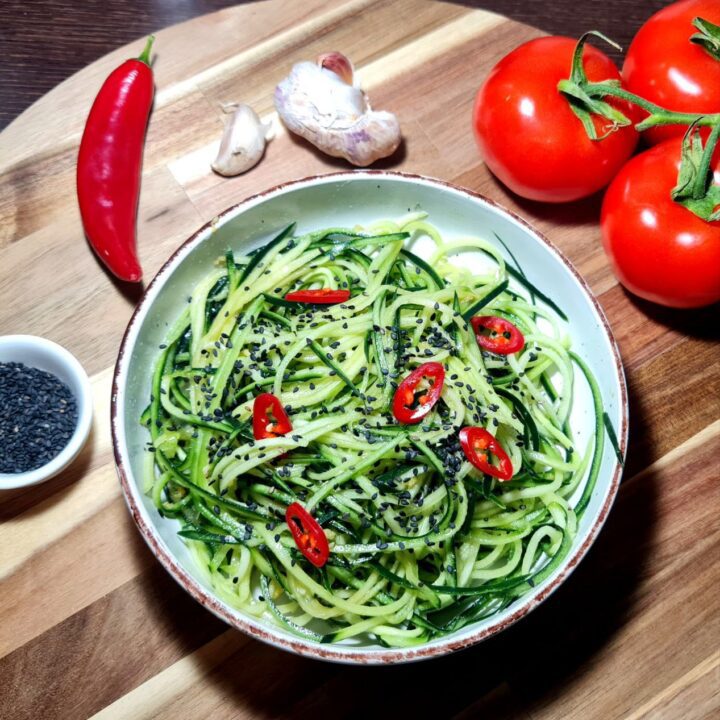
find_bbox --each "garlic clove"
[211,103,270,177]
[274,53,402,167]
[317,51,355,85]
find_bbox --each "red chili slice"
[284,288,351,304]
[285,502,330,568]
[471,316,525,355]
[459,426,514,481]
[253,393,292,440]
[392,362,445,424]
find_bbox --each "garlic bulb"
[211,103,273,177]
[274,52,401,167]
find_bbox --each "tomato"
[600,137,720,308]
[623,0,720,145]
[472,36,638,202]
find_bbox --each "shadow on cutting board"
[624,292,720,342]
[284,130,408,171]
[446,0,659,65]
[0,423,95,522]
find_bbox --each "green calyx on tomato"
[559,31,720,138]
[690,16,720,61]
[557,24,720,223]
[557,32,634,140]
[671,121,720,222]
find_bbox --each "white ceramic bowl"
[112,172,628,664]
[0,335,93,490]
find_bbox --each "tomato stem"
[694,120,720,200]
[559,31,720,139]
[690,17,720,62]
[569,31,622,84]
[583,82,720,130]
[671,120,720,222]
[558,32,633,140]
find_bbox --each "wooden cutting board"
[1,1,718,718]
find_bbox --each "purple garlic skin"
[274,60,401,167]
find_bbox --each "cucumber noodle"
[142,213,604,647]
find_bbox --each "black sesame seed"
[0,362,79,473]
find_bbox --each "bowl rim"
[0,334,93,490]
[111,170,628,664]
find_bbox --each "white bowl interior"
[114,173,626,662]
[0,335,93,490]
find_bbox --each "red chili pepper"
[285,502,330,567]
[76,37,155,283]
[471,316,525,355]
[459,426,513,481]
[392,362,445,424]
[284,288,351,304]
[253,393,292,440]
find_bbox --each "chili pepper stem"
[137,35,155,66]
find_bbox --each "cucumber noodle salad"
[142,214,613,648]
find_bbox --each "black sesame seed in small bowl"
[0,336,93,490]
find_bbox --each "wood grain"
[0,0,671,131]
[1,1,718,718]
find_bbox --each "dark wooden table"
[3,2,719,719]
[1,0,668,130]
